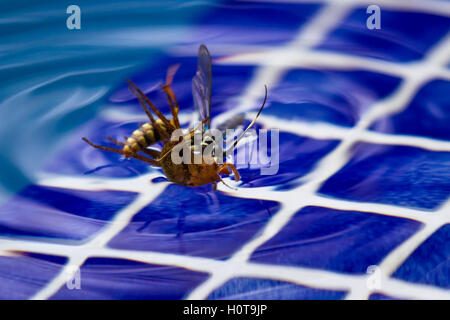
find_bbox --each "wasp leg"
[161,64,181,129]
[156,119,209,162]
[216,174,238,191]
[128,86,171,142]
[218,163,240,182]
[140,148,160,159]
[82,137,160,167]
[127,78,175,131]
[106,136,125,146]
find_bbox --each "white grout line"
[345,202,450,299]
[377,199,450,279]
[31,255,87,300]
[3,238,449,300]
[379,221,444,278]
[217,47,450,81]
[187,3,357,299]
[34,171,443,224]
[1,1,448,301]
[36,172,163,194]
[211,3,352,128]
[187,9,450,300]
[241,0,450,17]
[29,182,168,299]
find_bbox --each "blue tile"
[108,184,280,259]
[369,293,402,300]
[50,257,209,299]
[188,1,321,46]
[392,224,449,289]
[370,79,450,141]
[319,143,450,210]
[0,252,67,299]
[235,132,339,188]
[110,54,256,118]
[250,206,422,274]
[267,69,401,127]
[0,185,137,240]
[207,277,347,300]
[316,8,450,62]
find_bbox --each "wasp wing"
[192,44,212,131]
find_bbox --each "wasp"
[82,45,267,190]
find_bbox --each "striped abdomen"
[123,120,167,154]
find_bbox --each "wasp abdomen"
[123,120,166,154]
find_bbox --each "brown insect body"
[159,140,220,187]
[82,45,266,190]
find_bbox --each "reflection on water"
[0,0,210,203]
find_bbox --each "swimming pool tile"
[319,143,450,210]
[0,252,67,299]
[235,131,339,188]
[50,257,209,299]
[108,184,280,259]
[207,277,347,300]
[392,224,449,289]
[368,292,402,300]
[250,206,422,274]
[315,8,450,62]
[43,117,159,177]
[189,1,321,47]
[370,79,450,141]
[0,185,137,240]
[110,55,256,120]
[266,69,401,127]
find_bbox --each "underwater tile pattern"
[0,185,138,240]
[1,0,450,300]
[250,206,423,274]
[392,224,449,289]
[207,277,347,300]
[50,258,209,300]
[0,253,67,300]
[319,143,450,210]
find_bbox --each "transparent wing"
[216,114,245,132]
[192,44,212,131]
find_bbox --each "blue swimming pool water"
[0,0,449,300]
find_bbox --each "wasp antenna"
[223,85,268,155]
